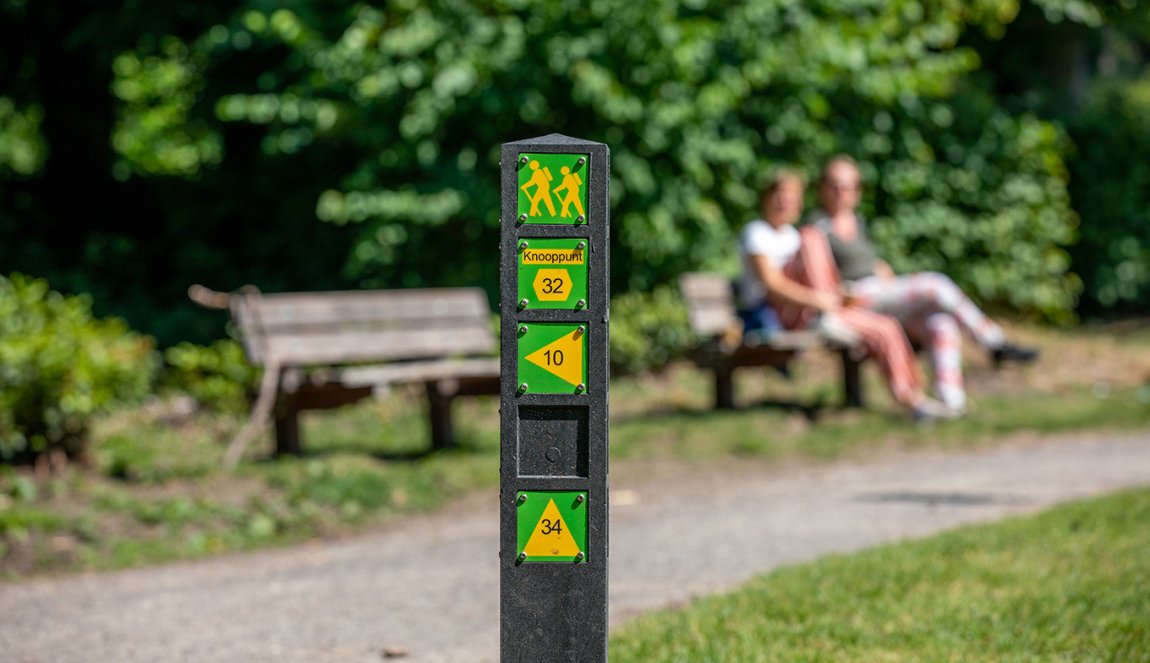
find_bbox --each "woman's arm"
[749,254,839,312]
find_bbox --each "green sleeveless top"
[809,212,878,282]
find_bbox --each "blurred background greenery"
[2,0,1149,356]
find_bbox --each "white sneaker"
[811,312,860,347]
[913,396,962,423]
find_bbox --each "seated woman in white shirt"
[738,169,955,421]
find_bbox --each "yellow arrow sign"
[522,498,581,557]
[525,329,584,387]
[532,268,572,302]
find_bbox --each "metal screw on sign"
[518,383,528,394]
[575,214,586,224]
[576,299,586,309]
[575,494,585,505]
[575,552,585,562]
[518,299,529,310]
[518,325,528,335]
[517,213,528,224]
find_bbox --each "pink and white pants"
[849,272,1005,411]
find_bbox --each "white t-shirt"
[738,219,800,309]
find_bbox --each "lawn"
[609,487,1150,662]
[1,321,1148,578]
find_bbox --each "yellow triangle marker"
[525,330,583,387]
[523,498,581,557]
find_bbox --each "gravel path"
[2,430,1147,662]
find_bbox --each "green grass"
[1,323,1148,577]
[610,488,1150,662]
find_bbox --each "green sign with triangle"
[517,322,588,395]
[516,491,588,563]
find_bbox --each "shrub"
[0,274,157,463]
[161,339,258,414]
[610,285,694,376]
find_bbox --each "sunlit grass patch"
[610,488,1150,662]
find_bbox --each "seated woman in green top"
[806,155,1039,415]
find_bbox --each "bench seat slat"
[336,357,501,387]
[262,326,495,366]
[243,288,491,330]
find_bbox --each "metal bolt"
[575,383,586,393]
[576,299,586,309]
[517,493,528,505]
[519,240,529,249]
[575,552,585,562]
[518,552,527,562]
[577,242,586,250]
[518,383,528,393]
[519,325,528,334]
[519,155,528,165]
[575,494,585,504]
[518,298,529,309]
[577,157,586,166]
[517,213,527,224]
[578,325,586,334]
[576,214,586,224]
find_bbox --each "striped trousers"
[850,272,1005,411]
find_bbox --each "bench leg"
[274,403,302,456]
[426,381,456,451]
[715,367,736,410]
[841,350,864,409]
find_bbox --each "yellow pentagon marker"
[522,498,581,557]
[532,268,572,302]
[525,329,584,387]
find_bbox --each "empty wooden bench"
[190,285,500,466]
[678,272,866,410]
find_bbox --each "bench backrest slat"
[679,273,738,337]
[232,287,496,366]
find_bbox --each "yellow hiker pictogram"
[532,268,571,302]
[521,160,556,217]
[552,166,585,219]
[523,498,581,557]
[525,329,583,386]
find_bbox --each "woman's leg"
[906,312,967,411]
[774,227,842,330]
[835,307,924,409]
[851,271,1005,349]
[775,228,924,409]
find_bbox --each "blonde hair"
[818,154,860,186]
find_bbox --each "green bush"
[0,274,157,462]
[610,286,693,376]
[161,339,258,414]
[1066,72,1150,315]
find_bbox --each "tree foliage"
[179,0,1077,319]
[7,0,1147,349]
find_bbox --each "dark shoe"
[992,343,1039,367]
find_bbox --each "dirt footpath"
[1,430,1147,662]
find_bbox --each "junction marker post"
[500,135,609,662]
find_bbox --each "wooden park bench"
[678,272,866,411]
[189,285,500,467]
